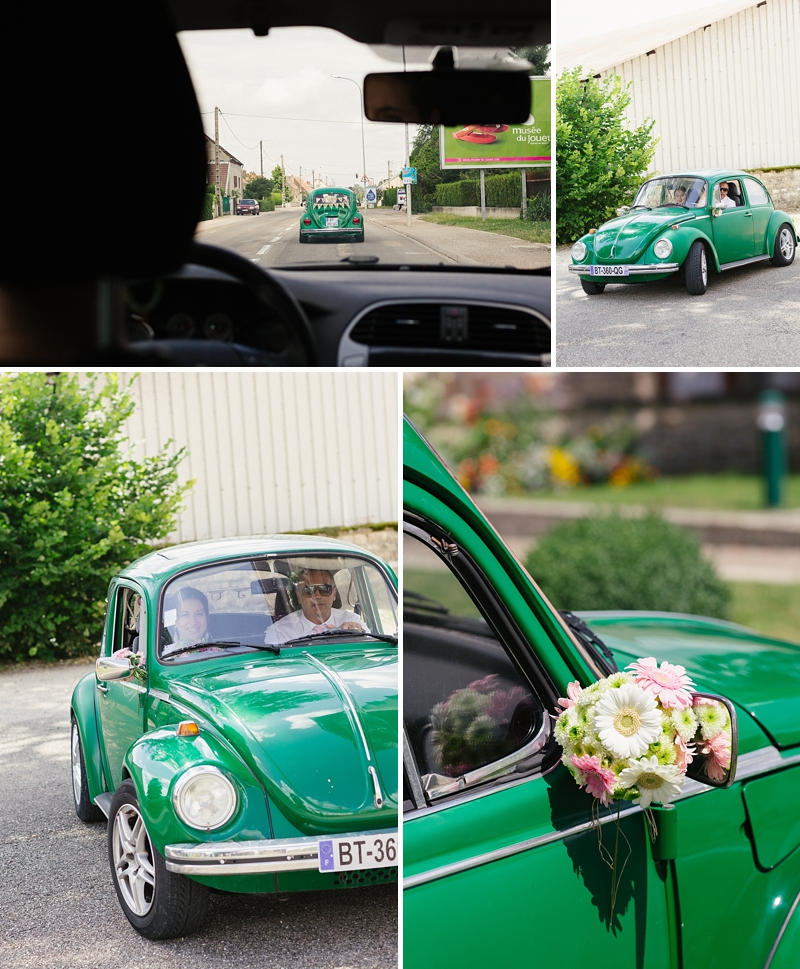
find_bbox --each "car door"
[96,582,149,791]
[711,179,755,262]
[403,518,675,969]
[741,176,774,254]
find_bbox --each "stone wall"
[747,167,800,212]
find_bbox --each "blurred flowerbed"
[405,379,657,495]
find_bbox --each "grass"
[728,582,800,642]
[519,474,800,511]
[417,213,550,244]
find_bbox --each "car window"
[159,553,396,661]
[404,528,548,803]
[110,586,145,658]
[633,176,707,208]
[743,177,770,206]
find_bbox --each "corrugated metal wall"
[603,0,800,173]
[119,372,398,542]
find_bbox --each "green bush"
[259,198,275,212]
[435,180,479,206]
[526,191,551,222]
[270,191,283,206]
[485,173,522,208]
[0,374,193,663]
[201,184,215,221]
[525,513,730,618]
[383,187,398,207]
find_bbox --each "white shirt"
[265,607,367,644]
[716,193,736,208]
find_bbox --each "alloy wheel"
[780,227,794,260]
[112,802,156,916]
[71,723,82,804]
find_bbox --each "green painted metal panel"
[743,766,800,869]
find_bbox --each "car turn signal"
[177,720,200,737]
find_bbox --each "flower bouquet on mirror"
[554,657,736,910]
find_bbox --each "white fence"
[119,372,398,543]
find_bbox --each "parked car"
[70,535,398,939]
[238,198,260,215]
[568,170,797,296]
[299,188,364,244]
[402,415,800,969]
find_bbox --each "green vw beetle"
[70,535,398,939]
[299,187,365,244]
[568,170,797,296]
[403,416,800,969]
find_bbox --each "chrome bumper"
[165,828,398,876]
[568,263,680,275]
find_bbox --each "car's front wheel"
[108,780,209,939]
[71,717,104,822]
[684,240,708,295]
[770,223,796,266]
[580,278,606,295]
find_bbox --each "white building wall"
[602,0,800,173]
[119,372,398,543]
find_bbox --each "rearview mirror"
[685,692,738,789]
[363,70,532,125]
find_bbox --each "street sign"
[401,167,417,184]
[365,187,377,204]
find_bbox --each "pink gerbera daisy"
[698,732,731,782]
[557,680,583,711]
[674,734,695,773]
[627,656,695,710]
[571,754,617,805]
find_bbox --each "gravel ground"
[0,663,397,969]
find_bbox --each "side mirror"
[363,70,532,125]
[684,692,738,789]
[96,655,134,681]
[616,205,630,217]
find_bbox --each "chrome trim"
[368,766,384,809]
[337,298,550,366]
[568,263,680,275]
[764,887,800,969]
[149,688,169,701]
[94,792,113,818]
[302,652,372,763]
[403,745,800,890]
[719,254,770,271]
[165,828,398,876]
[403,732,427,811]
[96,656,133,681]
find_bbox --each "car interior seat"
[726,183,742,206]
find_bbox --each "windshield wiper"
[164,640,281,658]
[282,629,398,647]
[655,204,689,209]
[629,204,651,210]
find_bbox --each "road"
[0,662,397,969]
[555,240,800,367]
[196,207,549,271]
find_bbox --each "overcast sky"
[179,28,427,187]
[557,0,724,44]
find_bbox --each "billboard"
[439,77,550,170]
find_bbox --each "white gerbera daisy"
[593,683,662,759]
[617,755,684,807]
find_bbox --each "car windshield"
[632,176,708,209]
[178,27,549,273]
[159,552,397,662]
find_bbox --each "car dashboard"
[126,263,551,366]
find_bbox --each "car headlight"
[572,241,587,261]
[173,767,237,830]
[654,238,673,259]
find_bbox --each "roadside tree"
[0,373,192,662]
[556,68,657,245]
[244,175,273,198]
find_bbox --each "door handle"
[745,212,753,217]
[96,682,108,695]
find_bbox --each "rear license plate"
[326,217,339,228]
[590,265,629,276]
[318,833,397,871]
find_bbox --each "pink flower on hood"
[674,734,695,773]
[627,656,695,710]
[467,674,500,694]
[557,680,583,711]
[571,754,617,806]
[698,732,731,782]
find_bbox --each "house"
[205,134,245,197]
[559,0,800,207]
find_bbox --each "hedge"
[383,187,398,206]
[259,198,276,212]
[433,174,523,208]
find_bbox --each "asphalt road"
[196,207,549,271]
[555,242,800,366]
[0,662,397,969]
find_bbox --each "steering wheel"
[128,241,319,366]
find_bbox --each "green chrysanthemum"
[695,700,728,740]
[671,706,699,742]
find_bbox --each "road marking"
[250,258,260,263]
[270,236,282,243]
[257,245,271,254]
[405,252,429,255]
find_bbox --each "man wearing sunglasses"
[265,567,367,644]
[715,181,736,209]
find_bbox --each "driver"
[673,186,689,206]
[715,182,736,209]
[265,568,367,644]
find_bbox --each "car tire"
[71,716,104,822]
[355,230,365,243]
[580,279,606,295]
[684,240,708,295]
[108,779,210,940]
[770,223,796,267]
[299,233,308,244]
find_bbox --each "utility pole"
[405,123,412,226]
[281,154,286,208]
[312,169,315,191]
[214,107,221,216]
[260,140,263,178]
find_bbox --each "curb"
[368,215,478,265]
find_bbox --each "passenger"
[163,587,211,655]
[715,182,736,209]
[265,568,367,644]
[673,186,689,206]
